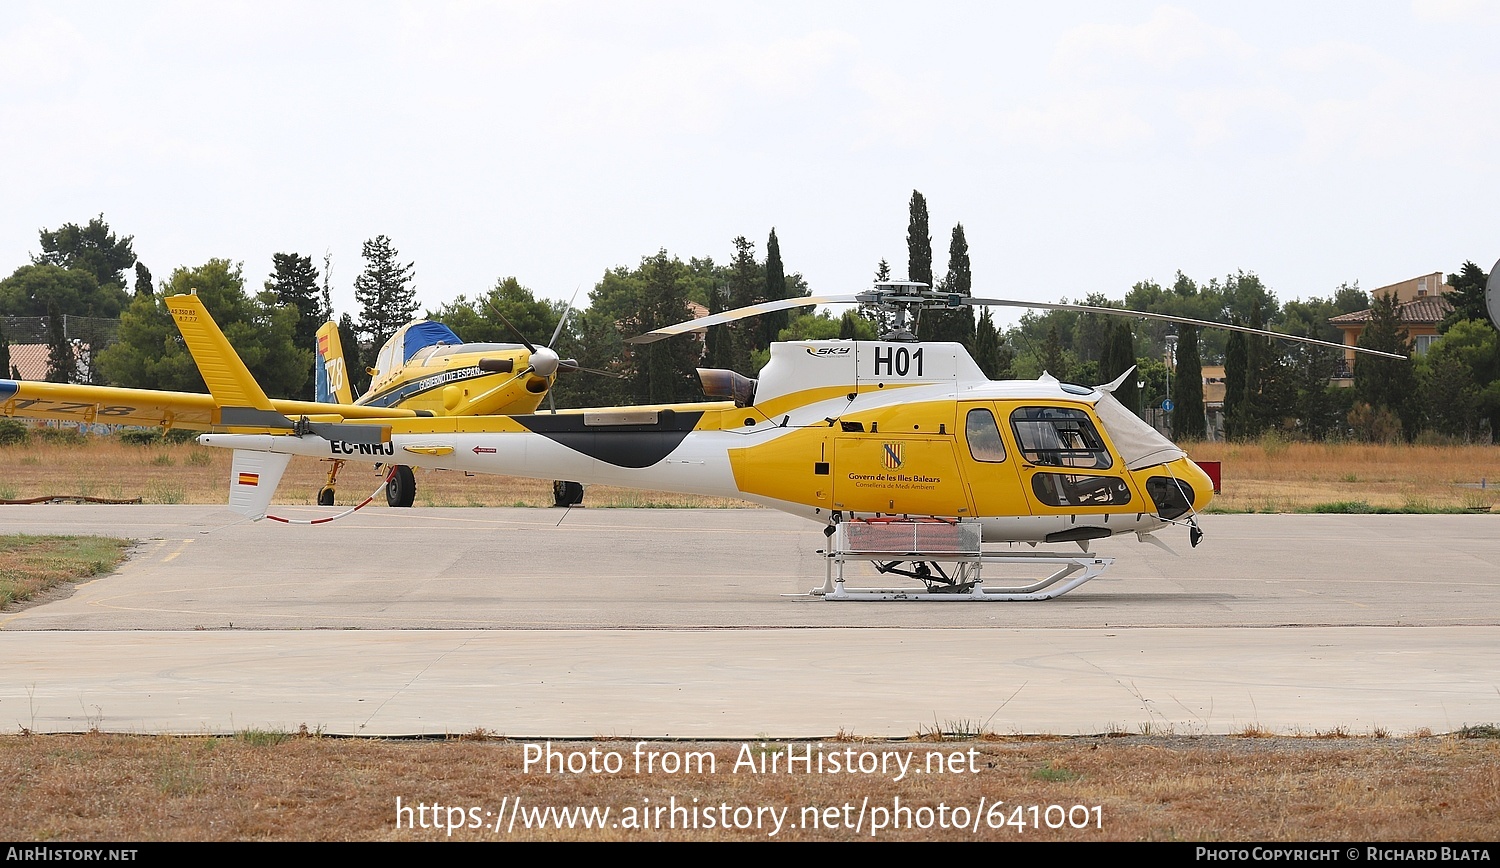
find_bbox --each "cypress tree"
[973,307,1013,379]
[0,319,9,380]
[1172,324,1205,439]
[1353,291,1417,439]
[1041,322,1068,381]
[923,223,975,343]
[762,228,787,347]
[44,302,77,384]
[1111,320,1140,414]
[133,262,153,297]
[839,311,860,340]
[906,191,931,288]
[1241,306,1268,438]
[1224,325,1246,439]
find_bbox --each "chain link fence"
[1,315,121,384]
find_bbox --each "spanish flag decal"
[237,472,260,487]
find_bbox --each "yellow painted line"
[161,539,193,563]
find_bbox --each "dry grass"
[3,436,1497,514]
[0,439,751,509]
[1,733,1496,841]
[0,535,131,608]
[1189,439,1500,513]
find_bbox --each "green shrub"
[0,419,28,446]
[119,429,163,446]
[35,426,86,446]
[164,428,198,444]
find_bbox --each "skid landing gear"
[815,552,1113,601]
[809,517,1113,601]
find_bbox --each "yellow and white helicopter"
[174,281,1404,601]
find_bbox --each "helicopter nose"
[530,347,560,377]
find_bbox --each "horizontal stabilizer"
[227,449,293,519]
[306,421,390,444]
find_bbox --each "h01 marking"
[874,346,924,377]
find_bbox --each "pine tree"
[353,235,417,372]
[44,302,77,384]
[862,260,895,337]
[1172,324,1206,439]
[320,251,335,324]
[35,215,136,292]
[632,252,703,402]
[266,253,324,368]
[721,236,760,371]
[1441,261,1490,331]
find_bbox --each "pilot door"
[958,404,1028,518]
[1006,405,1139,514]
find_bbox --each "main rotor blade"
[557,360,627,379]
[626,295,861,343]
[626,286,1407,361]
[964,296,1406,360]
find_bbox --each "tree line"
[3,210,1495,443]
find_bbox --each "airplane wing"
[2,294,419,433]
[0,378,420,430]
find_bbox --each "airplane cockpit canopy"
[372,321,464,380]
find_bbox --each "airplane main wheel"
[553,480,584,507]
[386,465,416,508]
[317,487,335,506]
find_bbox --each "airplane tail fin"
[227,448,293,519]
[168,293,389,444]
[314,322,354,405]
[167,294,279,427]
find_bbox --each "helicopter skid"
[812,551,1113,601]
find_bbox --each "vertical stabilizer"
[228,449,293,519]
[166,294,275,411]
[315,322,354,405]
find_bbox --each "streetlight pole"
[1164,332,1178,437]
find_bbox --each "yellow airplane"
[176,282,1405,600]
[0,294,589,506]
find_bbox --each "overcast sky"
[3,1,1497,328]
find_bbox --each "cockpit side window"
[1009,406,1113,470]
[965,408,1007,463]
[375,340,397,379]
